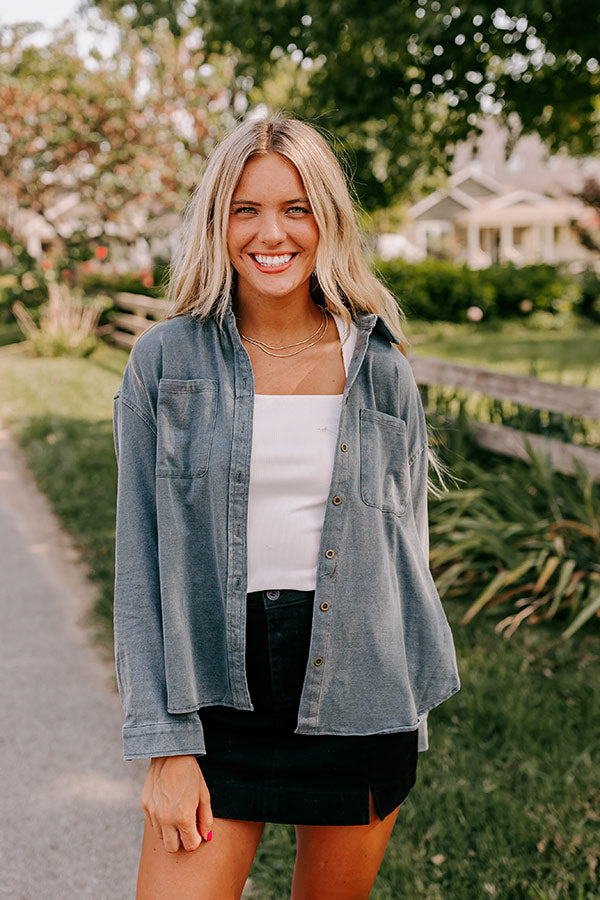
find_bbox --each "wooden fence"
[104,293,600,480]
[411,356,600,480]
[101,292,170,348]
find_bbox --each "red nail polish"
[207,830,213,842]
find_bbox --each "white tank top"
[246,314,358,592]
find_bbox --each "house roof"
[409,165,507,220]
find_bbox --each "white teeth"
[253,253,293,267]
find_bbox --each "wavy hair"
[166,116,408,353]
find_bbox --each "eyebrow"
[231,197,310,206]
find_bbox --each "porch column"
[543,223,555,263]
[467,223,480,267]
[500,224,514,263]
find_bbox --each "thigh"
[291,790,401,900]
[136,817,265,900]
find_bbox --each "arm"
[113,389,205,760]
[113,352,213,849]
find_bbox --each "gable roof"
[409,165,508,220]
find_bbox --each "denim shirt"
[112,303,460,760]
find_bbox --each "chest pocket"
[359,408,409,517]
[156,379,218,477]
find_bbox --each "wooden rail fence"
[104,294,600,480]
[411,356,600,480]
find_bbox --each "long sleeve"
[407,385,431,751]
[113,379,206,760]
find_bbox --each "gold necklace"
[240,308,329,357]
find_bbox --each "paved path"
[0,424,146,899]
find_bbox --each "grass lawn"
[0,340,128,637]
[1,326,599,898]
[405,315,600,390]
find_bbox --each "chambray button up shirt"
[112,303,460,760]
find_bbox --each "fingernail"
[207,830,213,842]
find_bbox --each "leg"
[290,789,401,900]
[136,817,265,900]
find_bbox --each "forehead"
[233,152,306,197]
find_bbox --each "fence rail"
[103,292,169,348]
[410,355,600,480]
[103,294,600,479]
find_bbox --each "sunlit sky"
[1,0,81,27]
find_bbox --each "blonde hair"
[166,116,408,353]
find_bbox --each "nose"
[257,212,285,244]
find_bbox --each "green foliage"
[0,229,48,322]
[94,0,600,210]
[579,268,600,322]
[28,331,99,358]
[378,259,578,322]
[427,402,600,639]
[0,21,235,261]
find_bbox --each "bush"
[0,231,48,323]
[375,258,580,322]
[579,267,600,321]
[427,400,600,638]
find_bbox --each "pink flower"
[466,306,484,322]
[95,246,108,260]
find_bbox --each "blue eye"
[233,206,257,214]
[288,206,310,214]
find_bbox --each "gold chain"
[240,308,329,357]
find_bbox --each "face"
[227,152,319,306]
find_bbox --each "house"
[379,164,598,269]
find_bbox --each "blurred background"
[1,2,599,897]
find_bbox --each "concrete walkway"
[0,424,146,899]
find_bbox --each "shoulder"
[131,314,195,360]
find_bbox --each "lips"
[250,252,298,272]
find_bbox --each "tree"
[89,0,600,211]
[0,19,235,266]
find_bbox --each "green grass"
[1,328,599,898]
[0,340,128,637]
[405,314,600,390]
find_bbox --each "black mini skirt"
[197,589,418,826]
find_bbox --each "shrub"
[13,280,111,358]
[428,401,600,638]
[375,258,580,322]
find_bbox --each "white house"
[379,165,598,269]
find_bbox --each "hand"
[141,755,213,853]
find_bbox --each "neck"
[234,291,322,344]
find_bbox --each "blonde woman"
[112,116,460,899]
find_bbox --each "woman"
[112,116,460,899]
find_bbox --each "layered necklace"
[239,306,329,358]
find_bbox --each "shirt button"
[320,601,330,612]
[266,590,280,601]
[325,549,335,559]
[332,496,342,506]
[314,657,324,667]
[340,442,349,452]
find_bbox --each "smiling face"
[227,152,319,308]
